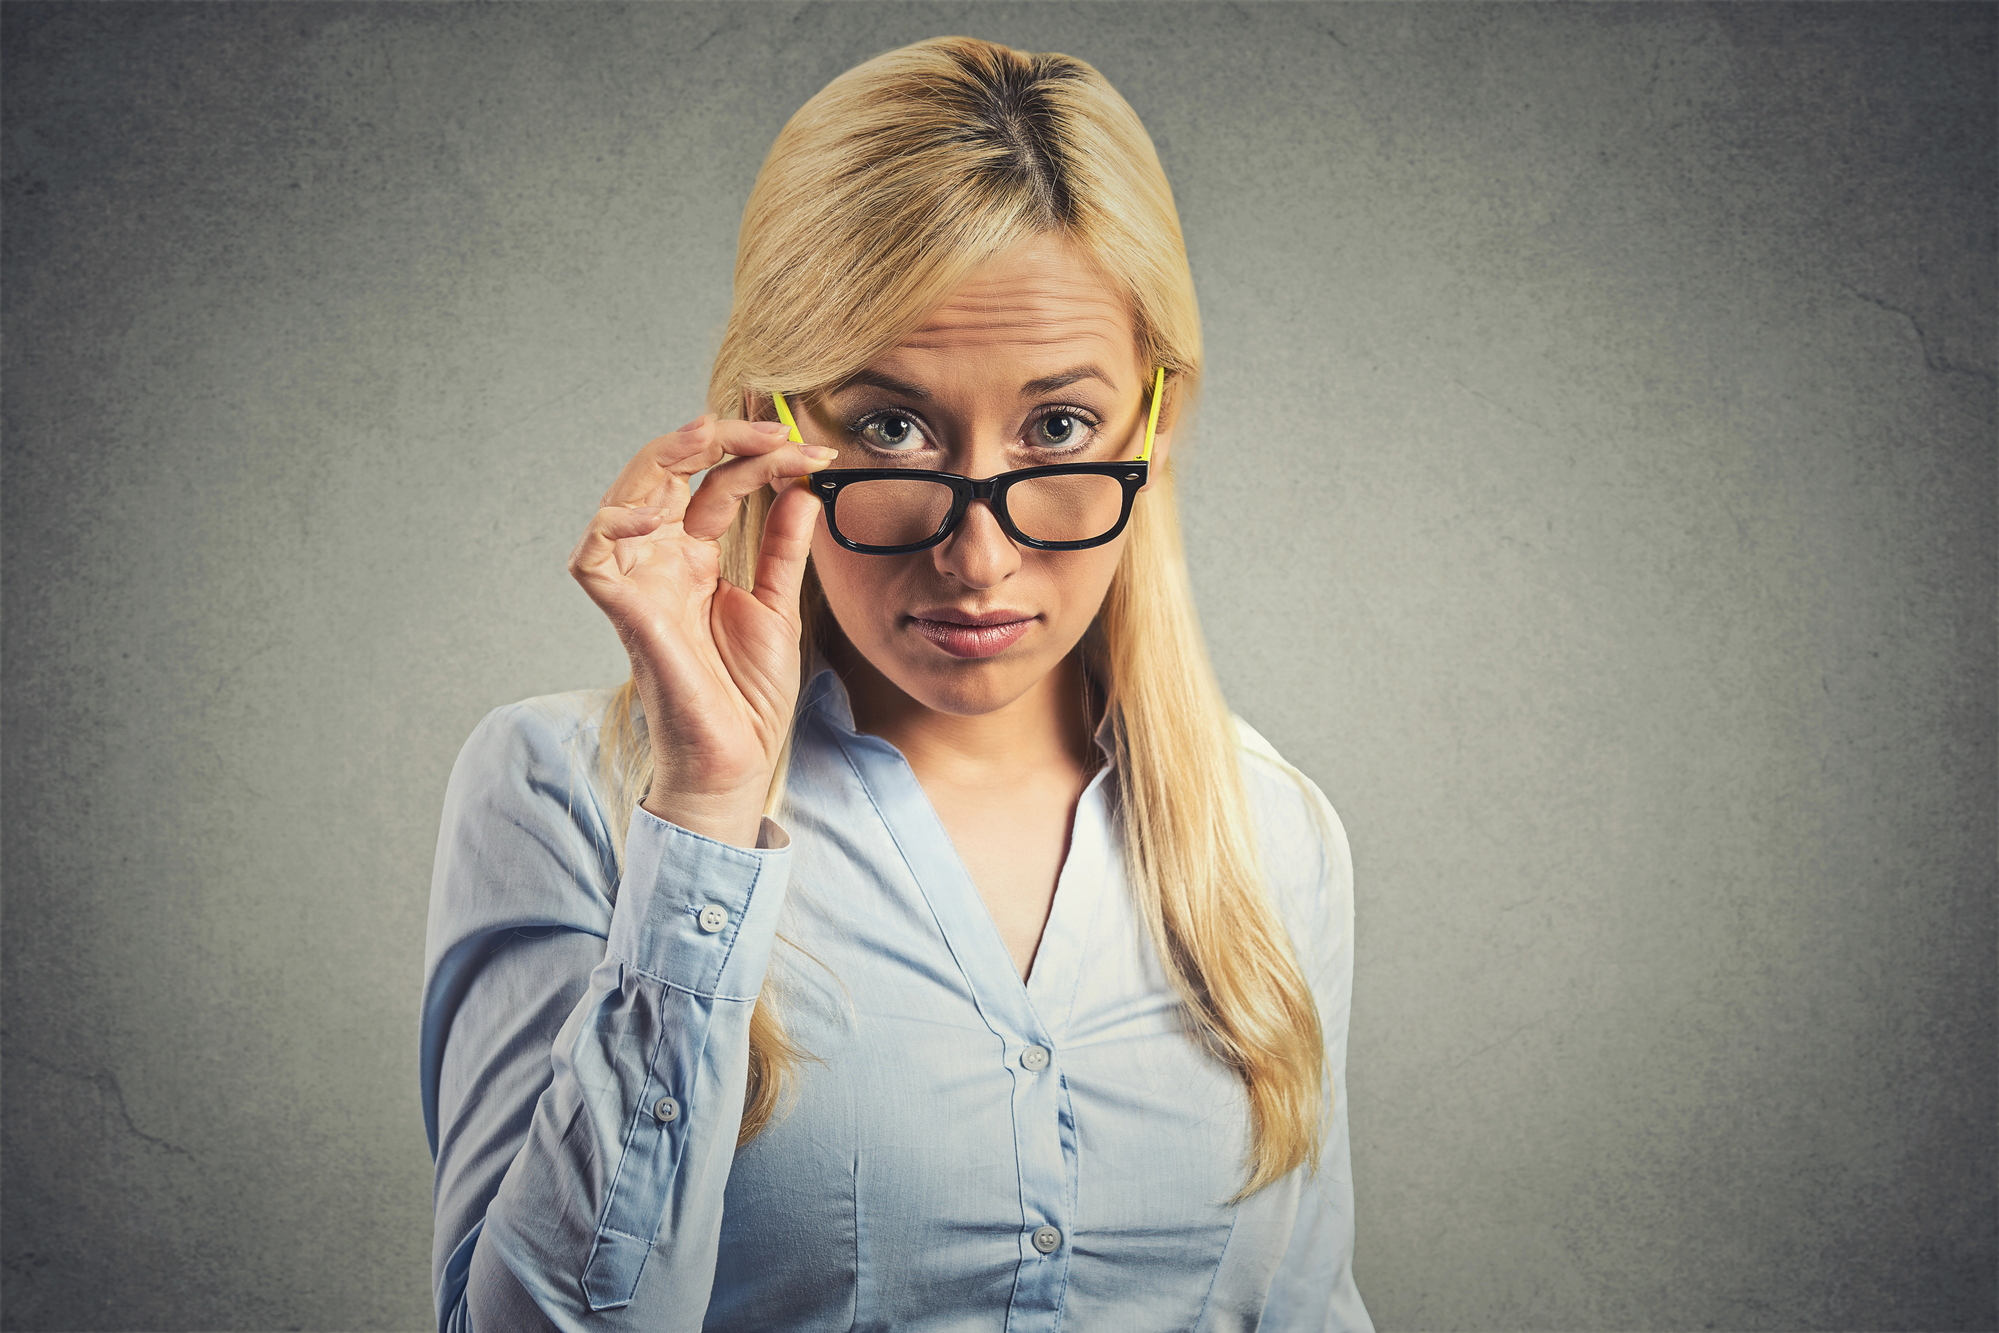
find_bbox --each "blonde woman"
[421,36,1370,1333]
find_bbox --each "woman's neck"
[827,633,1098,787]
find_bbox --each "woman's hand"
[568,415,836,846]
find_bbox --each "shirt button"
[652,1096,680,1124]
[1031,1225,1062,1255]
[697,905,728,933]
[1020,1045,1051,1072]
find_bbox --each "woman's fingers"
[600,417,799,509]
[567,505,666,598]
[570,419,826,704]
[750,481,823,617]
[598,419,716,510]
[681,443,838,541]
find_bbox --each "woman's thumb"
[750,481,821,616]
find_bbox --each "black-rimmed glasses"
[772,367,1166,555]
[809,461,1150,554]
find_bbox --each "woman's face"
[796,232,1169,721]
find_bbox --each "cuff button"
[697,904,729,933]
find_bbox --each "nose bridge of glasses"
[925,474,1011,554]
[953,482,1010,542]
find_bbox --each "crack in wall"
[6,1045,197,1160]
[1845,286,1999,386]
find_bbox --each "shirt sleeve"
[1233,722,1375,1333]
[420,698,791,1333]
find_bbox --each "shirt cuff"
[605,807,792,999]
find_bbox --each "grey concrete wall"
[3,4,1990,1330]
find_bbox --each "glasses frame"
[773,366,1167,556]
[809,460,1151,554]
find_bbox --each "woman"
[421,36,1370,1332]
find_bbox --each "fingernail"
[631,506,663,518]
[752,421,792,435]
[802,445,838,461]
[676,417,707,434]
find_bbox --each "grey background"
[3,3,1992,1330]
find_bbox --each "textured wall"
[3,4,1991,1330]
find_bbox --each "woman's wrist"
[640,780,770,848]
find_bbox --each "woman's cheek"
[811,534,905,656]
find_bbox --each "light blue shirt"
[422,667,1371,1332]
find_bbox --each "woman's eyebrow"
[835,365,1115,399]
[838,370,930,399]
[1020,366,1113,396]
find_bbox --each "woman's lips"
[907,613,1035,659]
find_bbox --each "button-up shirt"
[421,667,1371,1332]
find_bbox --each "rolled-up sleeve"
[420,698,790,1333]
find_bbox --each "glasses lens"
[1006,473,1128,544]
[832,476,957,549]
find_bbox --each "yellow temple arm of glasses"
[1139,365,1164,462]
[770,389,803,444]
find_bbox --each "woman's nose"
[931,498,1020,588]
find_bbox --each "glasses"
[772,367,1165,555]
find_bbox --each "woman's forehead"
[880,237,1140,392]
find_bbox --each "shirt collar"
[799,659,857,733]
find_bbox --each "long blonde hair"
[603,36,1325,1198]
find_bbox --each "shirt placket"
[1003,776,1110,1333]
[1001,1021,1076,1333]
[827,708,1100,1333]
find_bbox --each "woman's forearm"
[423,700,791,1332]
[462,813,790,1328]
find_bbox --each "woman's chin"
[888,655,1046,718]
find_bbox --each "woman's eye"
[1033,413,1088,448]
[858,414,923,451]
